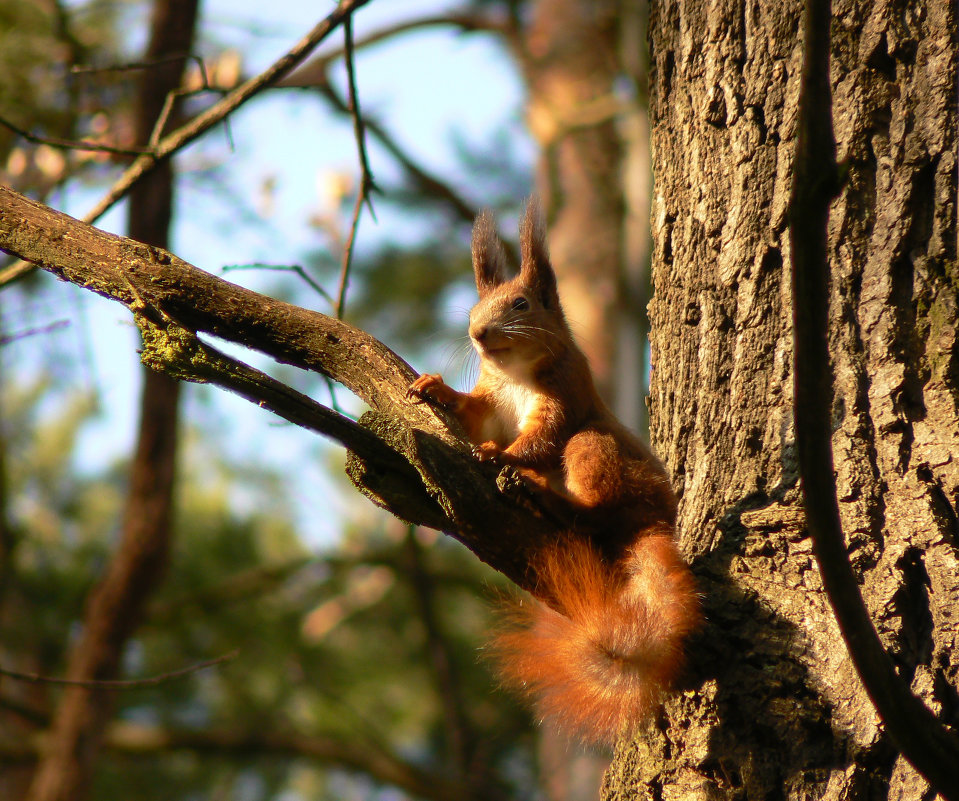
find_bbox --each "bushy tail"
[489,532,700,745]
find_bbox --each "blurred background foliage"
[0,0,647,798]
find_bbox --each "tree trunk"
[517,0,625,397]
[603,0,958,798]
[26,2,197,799]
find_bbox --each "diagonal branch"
[0,185,570,597]
[275,18,503,231]
[0,0,372,288]
[299,75,522,266]
[293,10,509,74]
[788,0,959,797]
[312,78,481,226]
[0,185,429,424]
[0,115,151,156]
[299,74,522,266]
[134,312,449,530]
[81,0,372,226]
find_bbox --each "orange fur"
[408,201,700,746]
[490,535,700,745]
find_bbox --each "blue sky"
[16,0,533,545]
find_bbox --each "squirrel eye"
[511,296,530,311]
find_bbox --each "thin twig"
[0,319,70,346]
[334,12,378,320]
[70,51,193,74]
[296,67,481,228]
[83,0,373,223]
[284,12,508,87]
[276,8,504,240]
[0,650,239,690]
[307,78,523,262]
[0,0,372,288]
[336,191,364,319]
[343,14,377,218]
[221,263,336,306]
[789,0,959,796]
[219,264,345,411]
[0,114,151,157]
[147,56,233,149]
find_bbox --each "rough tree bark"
[26,2,197,799]
[603,0,957,799]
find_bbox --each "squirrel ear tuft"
[472,210,508,295]
[519,197,559,307]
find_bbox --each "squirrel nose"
[471,324,489,343]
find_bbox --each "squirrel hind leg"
[561,430,624,509]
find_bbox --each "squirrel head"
[467,200,570,377]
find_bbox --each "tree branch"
[0,0,372,288]
[0,185,570,597]
[26,8,200,800]
[277,19,512,244]
[134,313,449,530]
[310,78,483,227]
[0,115,151,156]
[81,0,373,226]
[294,75,522,265]
[285,11,509,87]
[334,12,377,319]
[0,651,237,690]
[0,722,466,801]
[789,0,959,796]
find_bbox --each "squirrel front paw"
[472,441,504,462]
[407,373,458,410]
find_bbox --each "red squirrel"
[407,201,700,745]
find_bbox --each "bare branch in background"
[0,0,373,289]
[221,263,336,307]
[71,51,194,75]
[276,10,511,238]
[0,651,238,690]
[0,320,71,346]
[0,723,467,801]
[24,4,200,799]
[287,11,511,85]
[335,12,378,319]
[0,115,151,156]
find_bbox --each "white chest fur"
[479,370,541,445]
[497,380,539,431]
